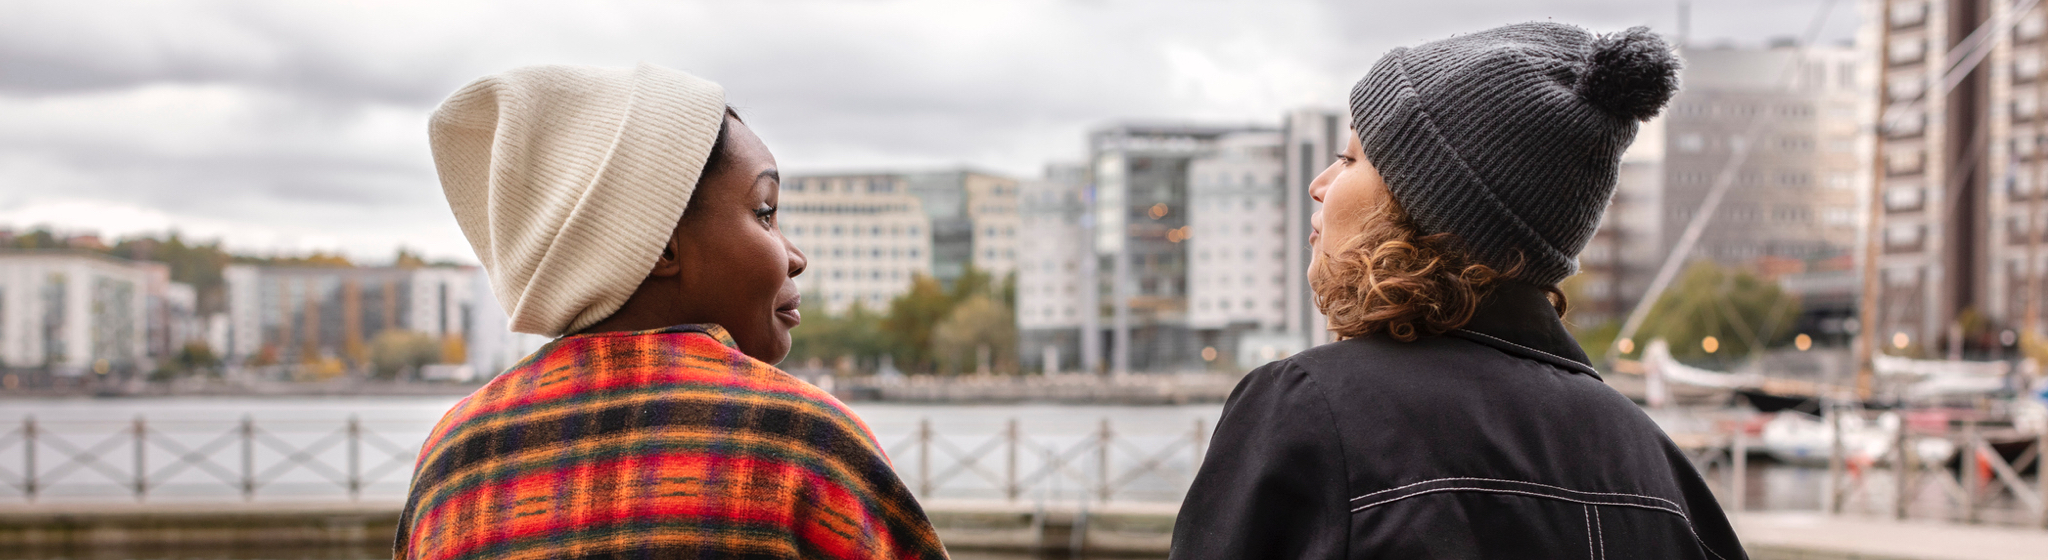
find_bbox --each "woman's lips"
[775,296,802,326]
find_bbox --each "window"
[1676,133,1704,153]
[1886,186,1924,211]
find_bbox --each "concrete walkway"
[1737,512,2048,560]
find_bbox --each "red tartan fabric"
[395,324,948,560]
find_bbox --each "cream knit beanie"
[430,63,726,336]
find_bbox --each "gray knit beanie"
[1349,22,1680,285]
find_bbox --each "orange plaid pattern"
[395,324,947,560]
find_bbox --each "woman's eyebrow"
[758,168,780,183]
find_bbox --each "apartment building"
[1868,0,2048,354]
[0,251,162,376]
[222,264,477,367]
[1016,164,1091,373]
[780,169,1020,313]
[1187,130,1290,366]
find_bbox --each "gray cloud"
[0,0,1858,262]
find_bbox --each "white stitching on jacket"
[1592,505,1605,560]
[1351,484,1726,560]
[1350,476,1683,511]
[1582,505,1595,560]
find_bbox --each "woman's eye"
[755,207,777,226]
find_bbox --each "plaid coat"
[396,324,948,560]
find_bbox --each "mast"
[1854,0,1894,400]
[2029,3,2046,345]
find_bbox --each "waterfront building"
[222,264,478,373]
[1865,0,2048,354]
[1088,123,1277,374]
[1575,41,1871,335]
[1278,109,1347,353]
[781,169,1020,313]
[0,251,162,376]
[779,173,934,312]
[1187,131,1289,367]
[1017,164,1091,373]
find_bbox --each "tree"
[1635,261,1801,368]
[931,295,1017,374]
[786,300,894,371]
[369,330,443,379]
[882,274,953,373]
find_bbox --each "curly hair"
[1312,196,1566,342]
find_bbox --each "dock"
[8,502,2048,558]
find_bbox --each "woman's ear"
[647,229,686,279]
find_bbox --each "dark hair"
[699,106,743,184]
[1311,196,1566,342]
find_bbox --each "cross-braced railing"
[1677,405,2048,530]
[0,415,422,502]
[883,418,1208,504]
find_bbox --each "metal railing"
[1678,406,2048,530]
[0,414,1206,505]
[882,418,1206,504]
[0,416,422,502]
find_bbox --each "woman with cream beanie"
[396,63,949,560]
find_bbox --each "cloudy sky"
[0,0,1859,263]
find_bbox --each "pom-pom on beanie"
[430,63,727,336]
[1349,23,1680,285]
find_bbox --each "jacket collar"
[1448,281,1600,379]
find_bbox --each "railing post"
[1193,418,1206,470]
[133,415,146,502]
[23,416,35,503]
[2037,433,2047,530]
[348,415,362,501]
[1825,404,1843,514]
[1895,417,1912,520]
[1005,418,1018,501]
[917,418,931,497]
[1097,418,1112,503]
[1731,430,1747,515]
[241,414,255,501]
[1962,421,1979,523]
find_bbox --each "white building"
[781,169,1022,314]
[1188,131,1288,333]
[964,172,1022,279]
[1017,164,1092,373]
[223,264,480,368]
[0,251,157,375]
[466,268,552,377]
[780,173,935,312]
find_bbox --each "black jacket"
[1171,282,1744,559]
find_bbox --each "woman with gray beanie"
[1171,23,1744,559]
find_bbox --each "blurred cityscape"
[0,30,1882,392]
[9,1,2048,558]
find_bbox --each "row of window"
[1667,102,1827,119]
[785,177,902,194]
[1194,298,1284,313]
[1193,172,1285,189]
[811,268,911,283]
[1194,273,1286,287]
[809,246,924,260]
[1197,249,1285,261]
[1673,133,1850,154]
[1669,170,1855,189]
[784,223,922,238]
[1668,205,1856,225]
